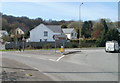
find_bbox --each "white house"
[0,30,8,43]
[62,28,77,40]
[15,27,29,35]
[0,30,8,38]
[30,24,63,42]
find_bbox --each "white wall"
[30,24,60,42]
[71,29,77,39]
[65,33,71,39]
[65,29,77,40]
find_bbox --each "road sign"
[53,34,67,40]
[53,34,67,53]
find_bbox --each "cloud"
[2,2,118,21]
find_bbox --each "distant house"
[62,28,77,40]
[30,24,64,42]
[0,30,8,38]
[15,27,29,35]
[0,30,8,42]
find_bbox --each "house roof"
[62,28,75,34]
[0,30,8,35]
[46,25,63,33]
[17,27,29,33]
[30,24,62,33]
[0,30,8,37]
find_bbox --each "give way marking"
[49,55,65,62]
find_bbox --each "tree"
[68,22,83,38]
[96,28,120,47]
[92,22,104,39]
[100,19,108,35]
[24,31,30,39]
[81,21,93,38]
[113,21,119,28]
[2,18,9,31]
[105,28,120,41]
[61,23,68,28]
[96,19,111,47]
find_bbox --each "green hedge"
[70,39,97,47]
[5,39,97,50]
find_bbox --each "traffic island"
[63,51,81,55]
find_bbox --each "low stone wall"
[5,40,96,50]
[5,41,70,49]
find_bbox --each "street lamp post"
[79,3,83,48]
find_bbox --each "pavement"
[1,48,119,81]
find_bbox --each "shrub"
[43,43,53,49]
[68,43,78,48]
[70,39,97,47]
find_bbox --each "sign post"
[60,46,64,54]
[53,34,67,53]
[55,40,56,53]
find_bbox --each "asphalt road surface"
[1,48,119,81]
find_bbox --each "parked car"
[105,41,119,53]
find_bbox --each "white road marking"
[25,56,32,57]
[49,59,56,62]
[56,55,65,62]
[4,51,66,62]
[33,67,39,71]
[20,70,25,72]
[15,51,19,52]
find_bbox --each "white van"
[105,41,119,52]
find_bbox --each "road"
[1,48,119,81]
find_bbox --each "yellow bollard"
[60,46,65,54]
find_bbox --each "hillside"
[1,13,72,33]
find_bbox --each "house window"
[71,33,74,36]
[17,31,19,35]
[44,31,48,37]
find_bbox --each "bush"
[70,39,97,47]
[68,43,78,48]
[96,28,120,47]
[43,43,53,49]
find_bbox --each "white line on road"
[49,59,56,62]
[56,55,65,62]
[3,51,66,62]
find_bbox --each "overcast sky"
[1,1,118,21]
